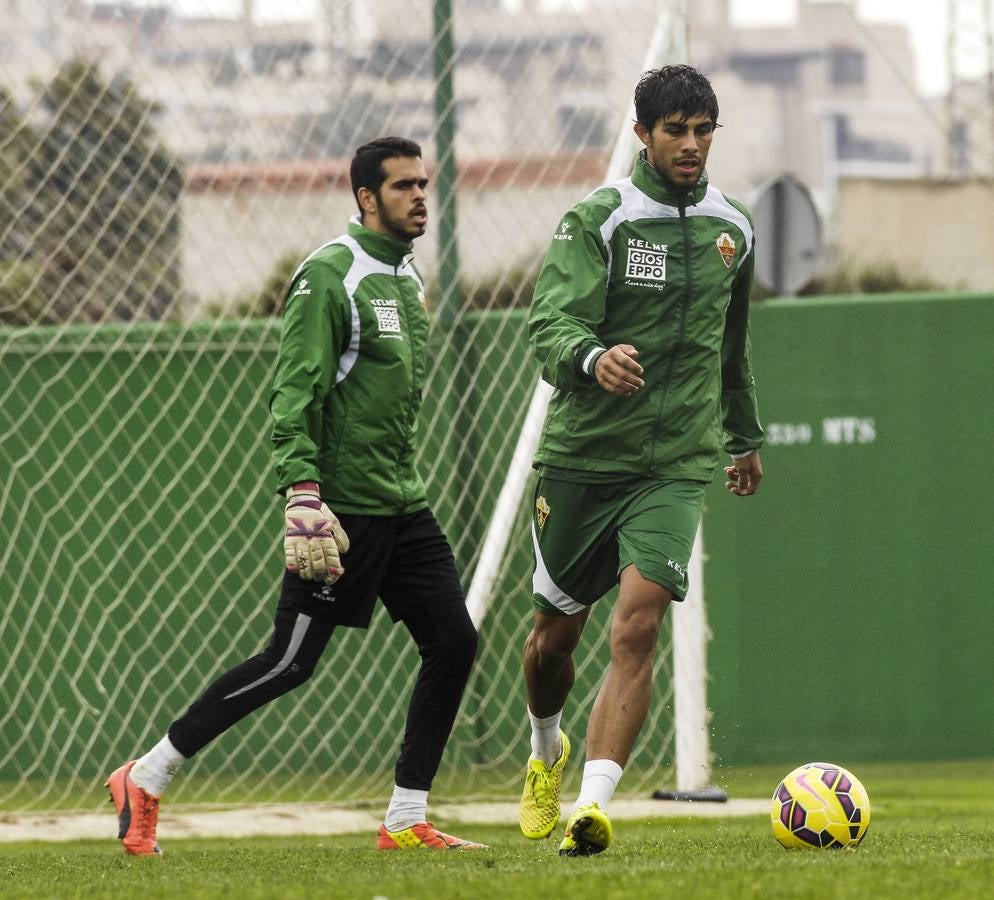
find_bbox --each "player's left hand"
[724,451,763,496]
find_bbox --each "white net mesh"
[0,0,692,812]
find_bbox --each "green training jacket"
[530,151,764,481]
[270,219,430,515]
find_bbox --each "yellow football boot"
[519,730,571,839]
[558,802,613,857]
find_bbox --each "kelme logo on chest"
[370,297,403,339]
[624,237,667,289]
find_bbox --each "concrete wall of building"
[181,166,602,317]
[181,163,993,318]
[831,177,994,290]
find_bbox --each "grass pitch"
[4,760,992,899]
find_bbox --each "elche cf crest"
[716,232,736,269]
[535,495,551,528]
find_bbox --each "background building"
[0,0,990,308]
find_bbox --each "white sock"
[384,785,429,832]
[129,735,186,798]
[528,708,563,766]
[574,759,624,812]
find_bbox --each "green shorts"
[531,472,706,615]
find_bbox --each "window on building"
[949,119,969,175]
[833,113,911,163]
[729,52,802,87]
[558,106,608,150]
[830,47,865,86]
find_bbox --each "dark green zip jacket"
[270,219,429,514]
[530,152,764,481]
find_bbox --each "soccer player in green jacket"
[106,137,485,854]
[517,66,765,856]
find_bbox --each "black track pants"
[167,507,478,791]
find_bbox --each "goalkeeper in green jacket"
[106,137,484,855]
[518,66,765,856]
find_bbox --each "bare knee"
[527,631,571,667]
[525,613,583,667]
[611,571,671,665]
[611,608,663,663]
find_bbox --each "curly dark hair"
[634,65,719,130]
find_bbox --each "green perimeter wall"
[705,292,994,765]
[2,292,992,785]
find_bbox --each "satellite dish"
[751,175,822,296]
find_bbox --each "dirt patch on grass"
[0,797,767,844]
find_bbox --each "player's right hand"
[594,344,645,396]
[283,488,350,583]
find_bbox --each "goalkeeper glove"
[284,487,350,584]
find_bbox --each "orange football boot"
[376,822,487,850]
[105,760,162,855]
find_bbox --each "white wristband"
[581,347,606,375]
